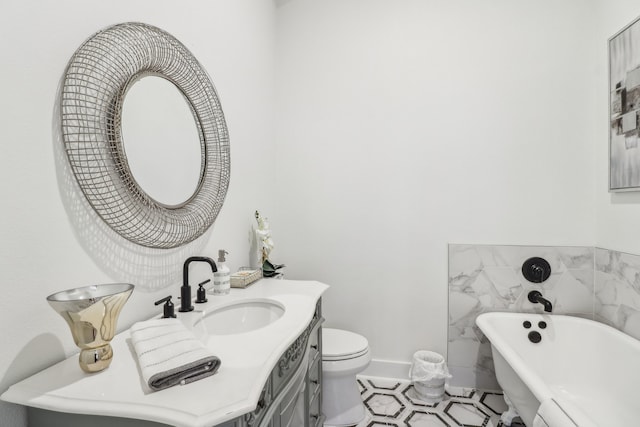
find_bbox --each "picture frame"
[609,15,640,191]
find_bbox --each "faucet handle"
[195,279,210,304]
[154,296,177,318]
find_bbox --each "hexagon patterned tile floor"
[349,376,527,427]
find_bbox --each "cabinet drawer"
[278,375,306,427]
[308,326,320,360]
[308,390,323,427]
[307,356,321,401]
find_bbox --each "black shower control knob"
[522,257,552,283]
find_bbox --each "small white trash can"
[409,350,451,404]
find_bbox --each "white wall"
[275,0,598,367]
[0,1,276,426]
[4,0,638,424]
[595,2,640,253]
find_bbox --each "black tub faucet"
[528,290,553,313]
[180,256,217,312]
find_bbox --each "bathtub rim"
[476,312,554,404]
[476,311,639,427]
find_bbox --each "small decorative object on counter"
[230,268,263,288]
[47,283,134,373]
[255,210,285,278]
[262,258,285,278]
[212,250,230,295]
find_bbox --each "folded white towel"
[130,318,221,391]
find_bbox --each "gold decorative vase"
[47,283,134,373]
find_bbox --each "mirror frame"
[60,22,230,248]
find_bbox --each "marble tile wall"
[594,247,640,340]
[447,245,640,389]
[447,244,595,389]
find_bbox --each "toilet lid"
[322,328,369,360]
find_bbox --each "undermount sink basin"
[195,299,285,335]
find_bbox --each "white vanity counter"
[1,279,328,427]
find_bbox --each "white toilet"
[322,328,371,427]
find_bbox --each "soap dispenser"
[212,250,230,295]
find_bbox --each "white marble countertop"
[1,279,328,427]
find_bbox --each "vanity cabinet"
[237,299,324,427]
[27,300,324,427]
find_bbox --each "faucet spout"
[180,256,218,312]
[528,290,553,313]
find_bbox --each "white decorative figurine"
[255,210,274,263]
[255,210,284,277]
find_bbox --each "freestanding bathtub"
[476,312,640,427]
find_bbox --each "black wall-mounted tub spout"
[180,256,217,312]
[528,290,553,312]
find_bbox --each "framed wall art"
[610,15,640,191]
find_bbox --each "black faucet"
[179,256,217,312]
[528,290,553,312]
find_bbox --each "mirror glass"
[122,76,202,207]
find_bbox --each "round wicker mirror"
[60,22,230,249]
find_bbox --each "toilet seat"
[323,328,369,361]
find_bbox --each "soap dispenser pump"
[212,250,230,295]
